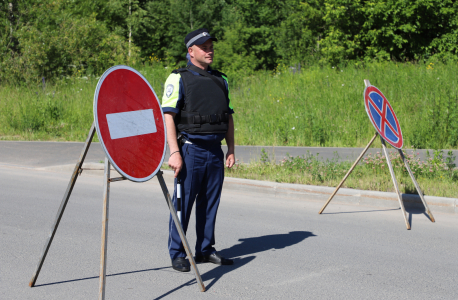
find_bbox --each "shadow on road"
[35,231,316,296]
[321,205,433,228]
[34,267,170,287]
[405,206,433,227]
[154,231,316,299]
[219,230,316,258]
[321,208,400,215]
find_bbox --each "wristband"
[170,150,180,157]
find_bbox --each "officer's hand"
[168,152,183,177]
[226,152,235,168]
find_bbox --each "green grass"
[0,65,170,141]
[2,62,457,197]
[224,149,458,198]
[0,77,95,141]
[1,61,458,149]
[229,61,458,149]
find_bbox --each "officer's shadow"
[154,231,316,299]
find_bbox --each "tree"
[0,0,137,83]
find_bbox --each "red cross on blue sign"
[364,85,403,149]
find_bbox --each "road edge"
[35,163,458,215]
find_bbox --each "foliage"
[0,64,170,140]
[363,150,458,181]
[0,0,138,84]
[0,76,94,139]
[1,62,458,151]
[213,0,288,72]
[319,0,458,65]
[226,149,458,198]
[107,0,230,66]
[276,0,325,64]
[3,0,458,83]
[229,61,458,149]
[212,0,324,73]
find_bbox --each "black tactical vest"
[173,68,230,134]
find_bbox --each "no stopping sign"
[364,85,403,149]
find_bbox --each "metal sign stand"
[380,136,410,229]
[318,132,378,215]
[318,80,435,229]
[29,124,205,299]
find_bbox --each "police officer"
[162,28,235,272]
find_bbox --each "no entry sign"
[94,65,166,182]
[364,85,403,149]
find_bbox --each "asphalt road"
[1,151,458,299]
[1,141,457,167]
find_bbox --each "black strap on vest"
[180,112,229,125]
[187,65,229,100]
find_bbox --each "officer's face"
[189,39,214,67]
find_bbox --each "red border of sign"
[93,65,167,182]
[364,85,403,149]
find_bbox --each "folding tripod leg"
[99,158,110,300]
[381,138,410,230]
[29,123,96,287]
[319,133,378,214]
[398,150,435,222]
[156,171,205,292]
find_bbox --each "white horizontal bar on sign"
[106,109,157,140]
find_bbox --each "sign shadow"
[405,206,432,227]
[34,267,170,287]
[321,208,400,215]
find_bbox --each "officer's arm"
[165,112,182,177]
[225,114,235,168]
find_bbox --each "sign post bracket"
[29,122,96,287]
[156,171,206,292]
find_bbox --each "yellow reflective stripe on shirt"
[161,73,181,108]
[221,75,233,110]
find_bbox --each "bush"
[0,0,138,84]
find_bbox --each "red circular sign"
[94,66,166,182]
[364,85,403,149]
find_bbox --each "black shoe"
[195,252,233,265]
[171,257,190,272]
